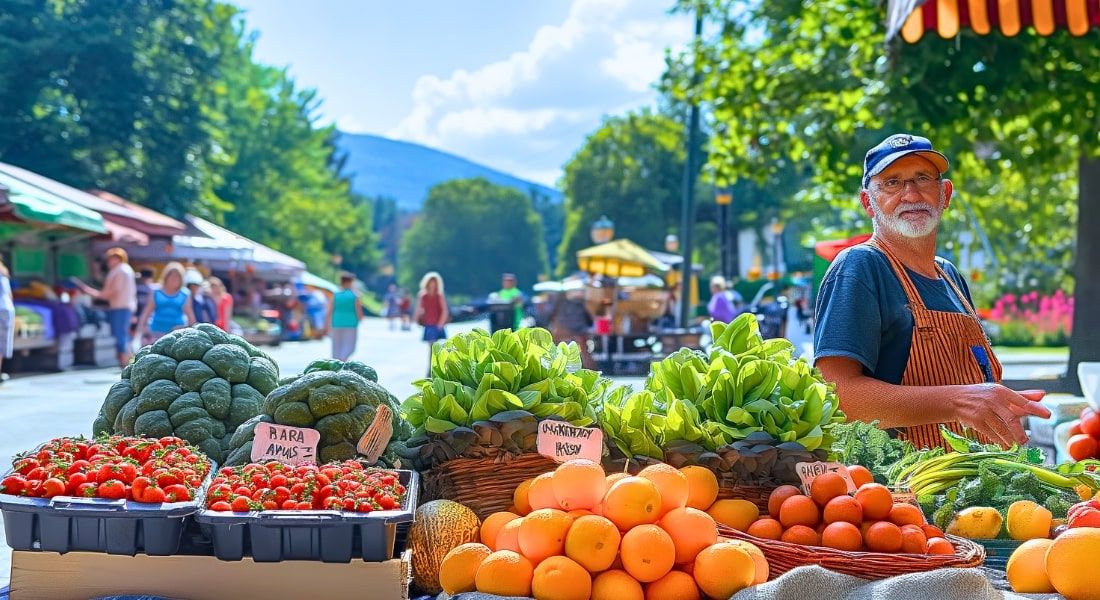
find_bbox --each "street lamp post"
[770,220,784,280]
[590,215,615,245]
[678,6,704,328]
[716,188,732,280]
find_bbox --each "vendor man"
[497,273,525,331]
[814,134,1050,450]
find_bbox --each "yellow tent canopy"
[576,239,669,278]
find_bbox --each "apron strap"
[934,263,979,319]
[864,239,928,312]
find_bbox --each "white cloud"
[387,0,691,187]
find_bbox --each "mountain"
[335,132,563,211]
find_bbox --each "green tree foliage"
[398,178,547,297]
[556,109,691,276]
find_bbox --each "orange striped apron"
[869,240,1003,450]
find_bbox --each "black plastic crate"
[0,489,207,556]
[195,469,418,563]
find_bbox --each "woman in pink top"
[208,277,234,331]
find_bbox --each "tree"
[529,187,564,274]
[398,178,547,297]
[676,0,1098,388]
[556,109,692,276]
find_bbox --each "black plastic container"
[195,469,418,563]
[0,486,209,556]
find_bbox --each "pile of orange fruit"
[437,459,768,600]
[734,468,955,555]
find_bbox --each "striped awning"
[889,0,1100,41]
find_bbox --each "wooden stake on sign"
[357,404,394,465]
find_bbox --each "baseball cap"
[862,134,949,188]
[184,269,203,286]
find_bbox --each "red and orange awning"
[888,0,1100,41]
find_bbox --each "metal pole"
[678,6,703,328]
[718,202,729,280]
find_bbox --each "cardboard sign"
[536,421,602,463]
[357,404,394,465]
[251,422,320,465]
[795,461,858,495]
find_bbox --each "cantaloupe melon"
[409,499,481,594]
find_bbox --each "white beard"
[870,189,946,239]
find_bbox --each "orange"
[1006,500,1053,541]
[645,570,701,600]
[552,459,607,511]
[706,499,759,532]
[495,517,524,553]
[620,524,676,583]
[888,503,926,527]
[848,465,874,488]
[810,472,849,507]
[900,524,928,554]
[921,524,946,539]
[660,507,718,564]
[480,512,520,551]
[1045,527,1100,600]
[531,555,592,600]
[564,515,622,573]
[865,521,903,553]
[528,472,561,511]
[781,524,821,546]
[680,466,719,511]
[821,522,862,551]
[514,478,534,515]
[926,537,955,555]
[591,569,644,600]
[725,539,769,585]
[823,495,863,525]
[475,550,534,597]
[568,509,594,519]
[638,463,689,516]
[439,542,492,594]
[603,476,663,530]
[518,508,575,564]
[768,485,802,519]
[854,484,893,521]
[693,542,756,599]
[1005,538,1055,593]
[746,517,784,540]
[606,472,631,487]
[778,495,820,528]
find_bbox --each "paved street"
[0,317,1073,585]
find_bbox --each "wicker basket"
[716,484,776,511]
[718,525,985,580]
[418,453,559,520]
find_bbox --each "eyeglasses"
[875,174,941,195]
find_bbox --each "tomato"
[131,476,152,501]
[378,495,398,510]
[14,458,39,475]
[75,482,98,497]
[295,501,313,510]
[1068,434,1099,461]
[209,500,232,511]
[97,479,127,500]
[1082,410,1100,438]
[25,467,48,481]
[282,499,299,510]
[65,472,88,495]
[154,471,180,488]
[269,474,288,488]
[1,475,27,496]
[142,486,167,503]
[234,486,253,498]
[230,496,252,512]
[96,464,124,483]
[208,484,233,502]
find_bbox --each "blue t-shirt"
[813,245,976,384]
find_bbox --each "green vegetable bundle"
[829,420,912,485]
[223,358,407,466]
[397,328,615,467]
[91,324,279,464]
[892,427,1100,528]
[600,313,845,459]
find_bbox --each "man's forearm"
[833,374,961,428]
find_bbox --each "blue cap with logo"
[862,134,949,188]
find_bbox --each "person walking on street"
[399,289,412,331]
[135,262,195,345]
[74,247,137,367]
[706,276,737,323]
[326,273,363,361]
[383,284,401,331]
[414,272,449,376]
[208,277,234,332]
[0,260,14,382]
[185,271,217,324]
[134,269,155,328]
[496,273,524,330]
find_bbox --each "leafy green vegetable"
[829,420,912,484]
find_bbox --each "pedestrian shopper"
[208,277,234,332]
[134,269,155,327]
[136,262,195,345]
[326,273,363,361]
[399,289,412,331]
[496,273,525,330]
[74,247,137,367]
[706,276,737,323]
[814,133,1049,450]
[414,272,449,376]
[383,283,401,331]
[0,260,14,382]
[185,271,217,324]
[548,286,594,369]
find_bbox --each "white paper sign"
[795,461,858,495]
[536,421,603,463]
[251,422,321,465]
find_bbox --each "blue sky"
[230,0,691,187]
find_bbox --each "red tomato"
[13,458,39,476]
[230,496,252,512]
[75,482,98,497]
[97,479,127,500]
[142,486,167,503]
[1068,434,1099,461]
[1,475,27,496]
[282,499,299,510]
[209,500,232,511]
[1082,409,1100,438]
[65,472,88,495]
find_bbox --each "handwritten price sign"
[251,422,321,465]
[795,461,857,495]
[536,421,602,463]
